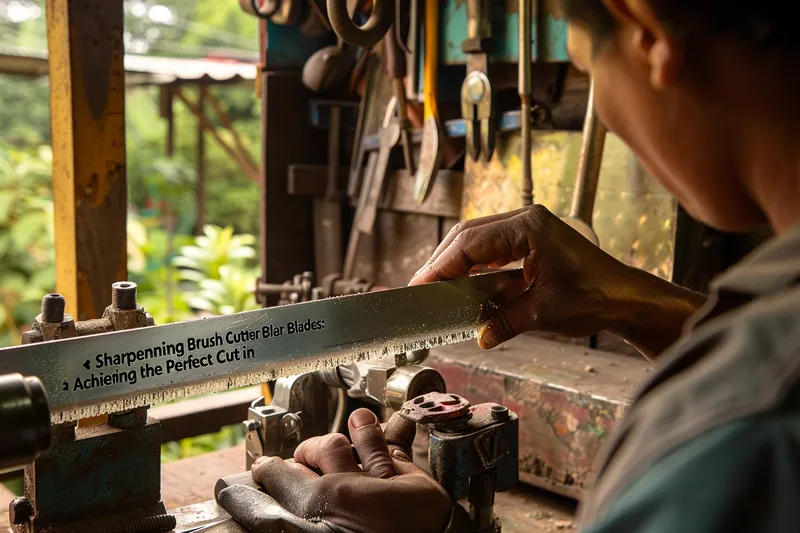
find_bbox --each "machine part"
[398,392,472,425]
[124,514,178,533]
[356,97,401,234]
[0,374,51,475]
[302,39,356,94]
[327,0,394,49]
[15,420,166,533]
[413,0,444,205]
[461,0,494,162]
[9,497,34,526]
[322,361,447,410]
[112,281,138,310]
[0,269,520,423]
[401,393,519,533]
[40,293,66,324]
[519,0,533,206]
[563,82,606,245]
[244,373,330,465]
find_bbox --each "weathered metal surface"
[438,1,569,64]
[22,420,163,531]
[426,335,650,499]
[462,131,677,279]
[46,0,128,322]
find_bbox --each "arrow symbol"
[83,360,91,370]
[62,381,68,391]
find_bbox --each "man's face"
[564,4,767,232]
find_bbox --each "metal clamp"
[461,71,495,162]
[400,393,519,533]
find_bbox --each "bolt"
[466,74,486,103]
[112,281,138,310]
[41,293,66,323]
[124,514,177,533]
[9,497,33,525]
[491,405,510,421]
[243,419,261,432]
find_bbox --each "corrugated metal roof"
[0,44,256,85]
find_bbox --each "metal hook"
[327,0,394,49]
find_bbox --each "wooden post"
[47,0,127,322]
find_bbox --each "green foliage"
[161,423,245,463]
[0,76,51,145]
[0,145,55,345]
[174,225,260,315]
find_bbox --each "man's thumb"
[477,297,537,349]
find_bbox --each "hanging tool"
[0,269,522,422]
[384,21,415,177]
[460,0,494,162]
[562,82,607,245]
[327,0,394,49]
[302,37,356,94]
[356,97,400,234]
[414,0,444,205]
[343,150,378,279]
[519,0,533,206]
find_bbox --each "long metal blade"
[0,269,523,422]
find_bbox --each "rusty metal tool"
[356,97,400,234]
[562,82,607,245]
[384,22,415,177]
[461,0,494,162]
[413,0,444,205]
[519,0,533,206]
[343,149,378,279]
[0,268,523,423]
[327,0,394,49]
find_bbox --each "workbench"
[2,443,576,533]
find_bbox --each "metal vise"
[243,360,447,467]
[399,392,519,533]
[9,284,172,533]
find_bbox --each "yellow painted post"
[47,0,127,426]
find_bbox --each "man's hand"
[219,409,451,533]
[409,205,705,357]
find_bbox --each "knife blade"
[0,269,523,423]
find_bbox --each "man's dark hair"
[561,0,799,50]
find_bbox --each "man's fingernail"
[392,449,410,461]
[478,323,500,350]
[253,456,268,465]
[350,409,378,429]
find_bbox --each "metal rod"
[468,470,497,531]
[519,0,533,206]
[569,82,607,224]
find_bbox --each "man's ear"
[601,0,684,89]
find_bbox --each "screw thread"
[124,514,177,533]
[41,294,66,323]
[112,282,137,310]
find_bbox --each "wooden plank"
[259,73,328,293]
[150,387,260,443]
[288,165,349,196]
[161,445,246,511]
[47,0,127,321]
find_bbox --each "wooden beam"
[174,88,260,183]
[47,0,127,321]
[206,89,259,172]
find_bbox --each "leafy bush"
[0,145,55,345]
[173,224,260,315]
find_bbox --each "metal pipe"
[327,0,394,49]
[468,470,497,531]
[569,82,607,224]
[519,0,533,206]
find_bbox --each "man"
[217,0,800,531]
